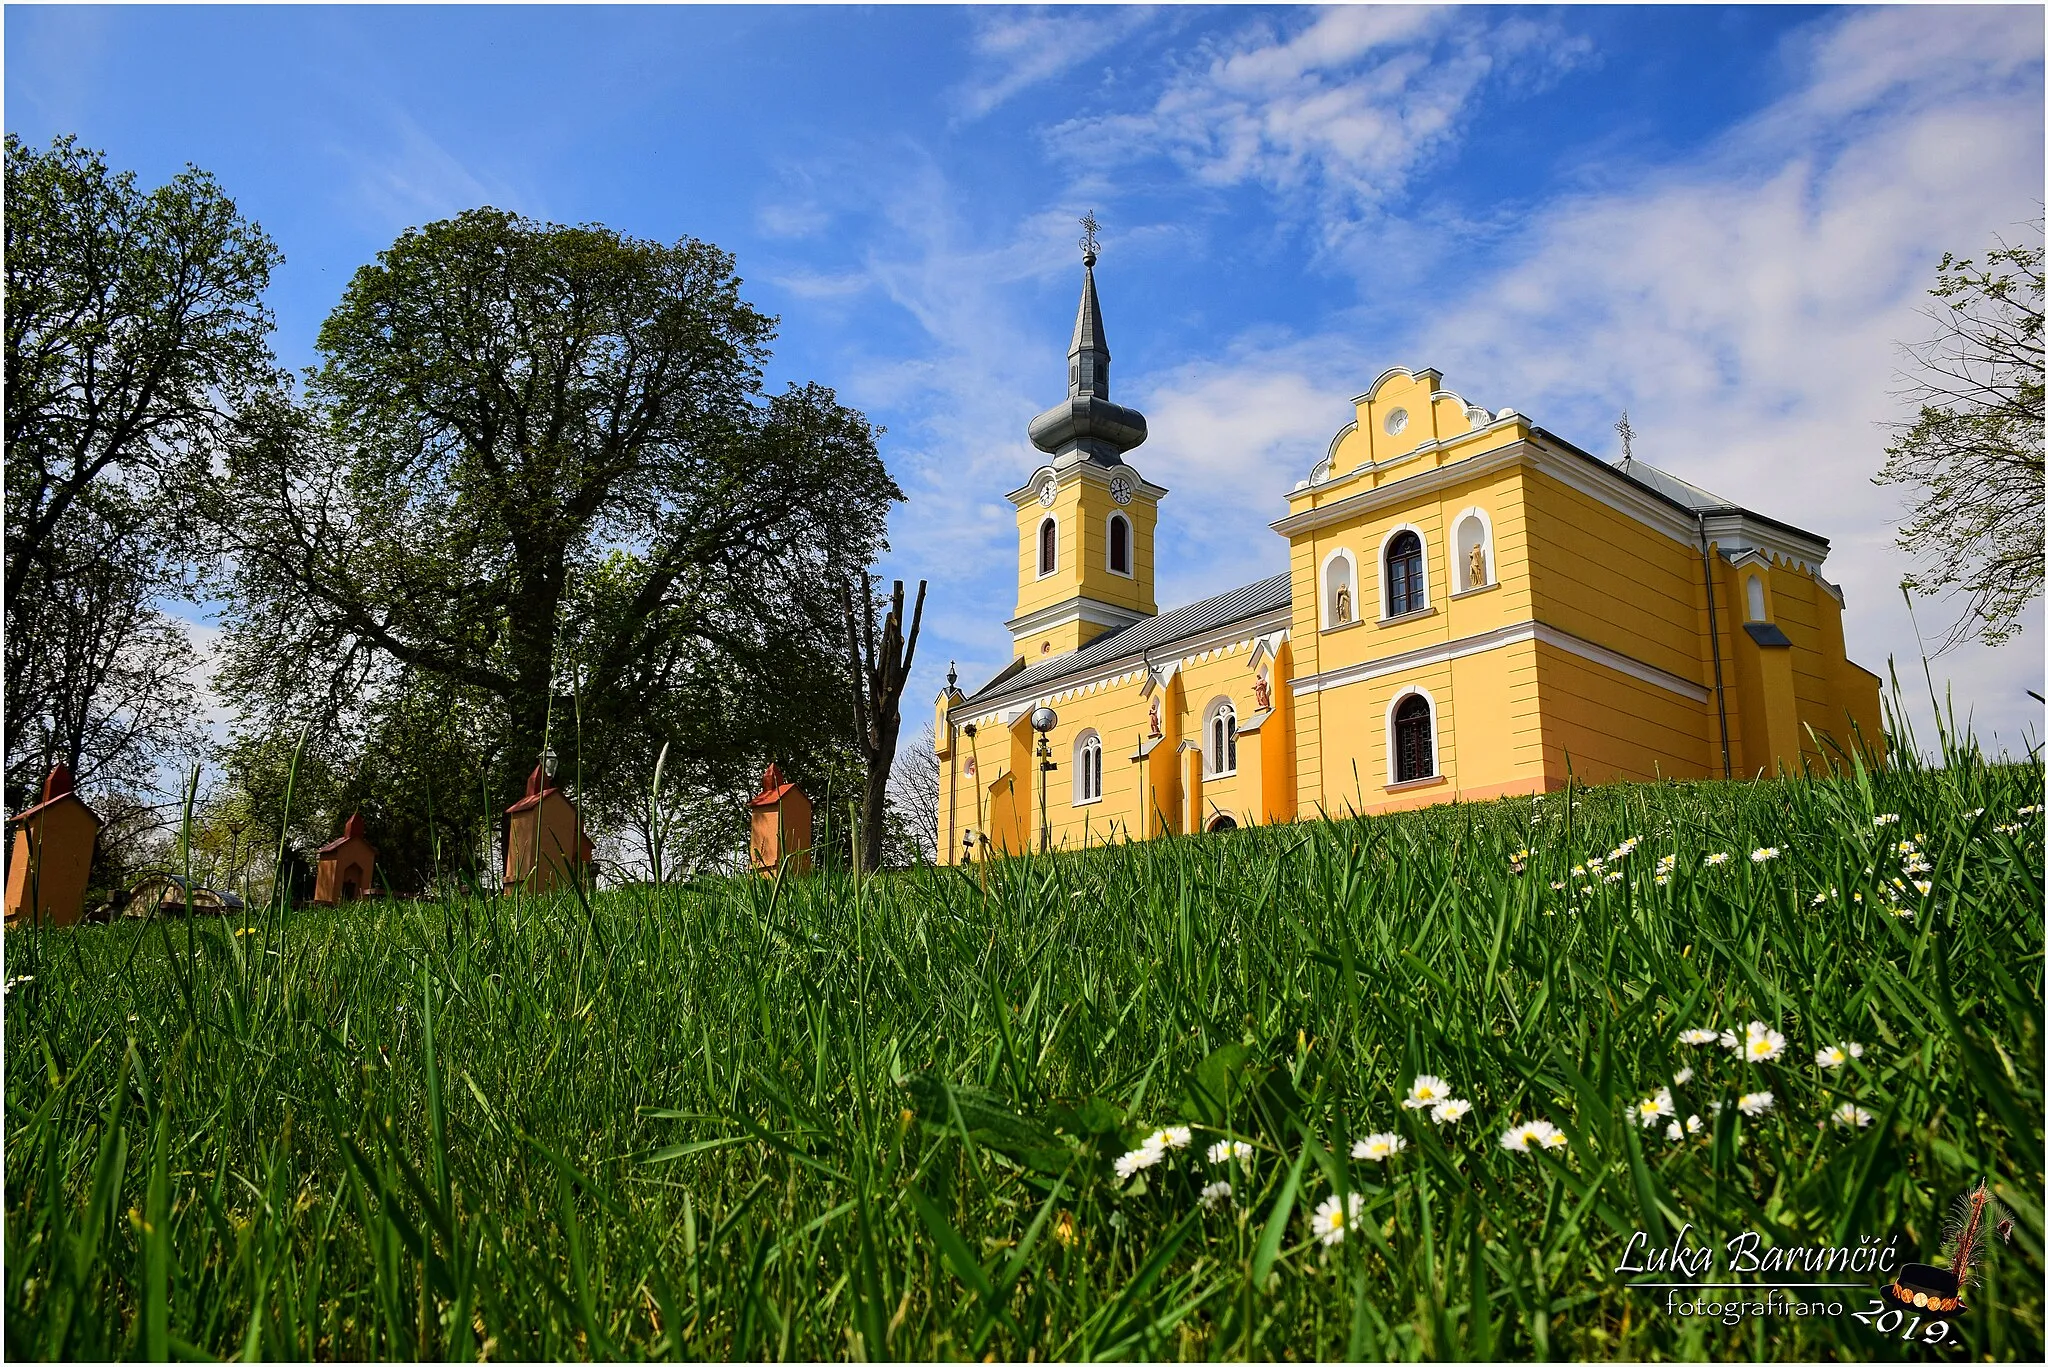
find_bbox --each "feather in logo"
[1885,1178,2014,1317]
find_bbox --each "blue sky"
[8,3,2043,757]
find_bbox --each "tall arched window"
[1385,530,1426,617]
[1038,516,1058,576]
[1392,693,1434,783]
[1205,700,1237,776]
[1073,730,1103,803]
[1745,574,1766,622]
[1107,513,1131,575]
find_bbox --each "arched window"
[1206,814,1238,833]
[1205,699,1237,776]
[1391,692,1435,784]
[1322,549,1358,629]
[1072,730,1103,804]
[1038,516,1058,576]
[1385,529,1426,617]
[1107,513,1132,575]
[1454,510,1491,592]
[1745,574,1766,622]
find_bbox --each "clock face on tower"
[1038,480,1057,507]
[1109,476,1133,506]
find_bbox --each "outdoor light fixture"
[1031,707,1058,853]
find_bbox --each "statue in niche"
[1253,670,1271,712]
[1333,583,1352,625]
[1148,696,1163,738]
[1468,542,1488,590]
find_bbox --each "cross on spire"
[1614,410,1636,468]
[1079,210,1100,267]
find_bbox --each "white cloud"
[1053,7,1588,228]
[327,106,533,235]
[953,6,1162,121]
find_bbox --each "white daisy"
[1403,1075,1452,1110]
[1831,1103,1875,1129]
[1673,1067,1694,1085]
[1500,1120,1566,1152]
[1633,1088,1677,1127]
[1147,1125,1192,1151]
[1206,1139,1253,1166]
[1199,1180,1233,1211]
[1677,1028,1719,1046]
[1310,1191,1366,1246]
[1815,1045,1848,1069]
[1750,847,1781,864]
[1430,1098,1472,1125]
[1351,1132,1407,1161]
[1738,1091,1774,1116]
[1703,852,1731,867]
[1743,1024,1787,1063]
[1114,1145,1164,1182]
[1873,813,1900,826]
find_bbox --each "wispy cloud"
[1051,7,1588,228]
[326,105,533,235]
[952,5,1163,121]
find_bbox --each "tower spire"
[1028,212,1148,467]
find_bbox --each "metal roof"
[964,571,1293,707]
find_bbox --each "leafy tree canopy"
[218,208,900,880]
[1879,232,2044,650]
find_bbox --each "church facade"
[934,252,1885,861]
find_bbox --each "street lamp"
[1031,706,1059,854]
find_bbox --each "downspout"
[1696,512,1734,780]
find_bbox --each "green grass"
[6,752,2043,1361]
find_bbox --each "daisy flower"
[1603,870,1623,884]
[1673,1067,1694,1085]
[1677,1028,1719,1046]
[1206,1139,1253,1166]
[1743,1023,1787,1063]
[1403,1075,1453,1109]
[1632,1088,1677,1127]
[2017,804,2042,817]
[1750,846,1781,864]
[1430,1098,1472,1125]
[1656,854,1678,874]
[1831,1103,1875,1129]
[1311,1192,1366,1246]
[1500,1120,1567,1152]
[1199,1181,1233,1211]
[1873,813,1900,826]
[1114,1145,1164,1182]
[1351,1132,1407,1162]
[1815,1045,1848,1068]
[1703,852,1731,867]
[1738,1091,1774,1116]
[1147,1125,1192,1151]
[1665,1115,1704,1141]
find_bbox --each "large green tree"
[1878,233,2044,650]
[3,134,280,810]
[218,209,900,872]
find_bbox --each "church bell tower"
[1007,216,1165,661]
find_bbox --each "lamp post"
[1031,706,1059,854]
[961,721,981,860]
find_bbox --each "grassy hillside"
[6,753,2042,1360]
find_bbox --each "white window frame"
[1037,515,1059,578]
[1105,512,1134,578]
[1319,547,1360,631]
[1378,523,1431,619]
[1072,730,1103,805]
[1745,573,1767,622]
[1384,685,1441,786]
[1451,506,1494,594]
[1203,697,1238,777]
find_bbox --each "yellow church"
[934,246,1885,861]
